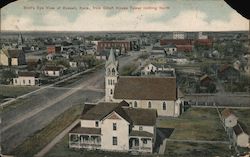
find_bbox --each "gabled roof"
[233,122,249,136]
[221,108,236,119]
[124,108,157,126]
[18,71,39,78]
[2,49,24,58]
[114,76,177,100]
[200,74,212,81]
[80,101,157,126]
[81,102,120,120]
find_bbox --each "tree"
[1,69,16,84]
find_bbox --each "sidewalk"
[34,119,80,157]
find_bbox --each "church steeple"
[105,48,119,102]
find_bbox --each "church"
[105,49,183,117]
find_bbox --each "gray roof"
[129,130,153,137]
[81,101,157,126]
[70,123,101,135]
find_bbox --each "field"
[0,85,39,102]
[157,108,227,141]
[10,104,84,157]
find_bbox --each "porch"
[129,130,153,153]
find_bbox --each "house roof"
[18,71,38,78]
[81,101,157,126]
[233,122,249,136]
[150,63,170,69]
[200,74,212,81]
[2,49,24,58]
[124,108,157,126]
[81,102,120,120]
[129,130,153,137]
[44,66,62,71]
[221,108,236,119]
[114,76,177,100]
[70,123,101,135]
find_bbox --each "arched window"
[134,101,137,108]
[107,68,111,75]
[148,102,151,108]
[110,89,113,95]
[110,79,112,85]
[112,68,116,75]
[163,102,166,110]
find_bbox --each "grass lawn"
[0,85,39,102]
[157,108,227,141]
[165,141,233,157]
[10,104,84,157]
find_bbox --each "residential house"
[218,65,240,82]
[164,45,177,55]
[105,49,182,117]
[200,74,213,87]
[221,108,238,128]
[43,66,63,77]
[160,39,193,52]
[47,45,61,54]
[141,63,175,76]
[233,122,249,147]
[69,101,157,153]
[0,48,26,66]
[13,71,40,86]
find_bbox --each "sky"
[1,0,249,31]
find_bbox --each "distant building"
[233,122,249,147]
[46,53,55,61]
[43,66,64,77]
[198,32,208,39]
[221,108,238,128]
[0,48,26,66]
[218,65,240,82]
[160,39,193,52]
[69,101,157,153]
[97,41,130,54]
[200,74,213,87]
[47,45,61,54]
[141,63,175,76]
[173,32,185,39]
[13,71,40,86]
[164,44,177,55]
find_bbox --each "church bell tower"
[105,49,119,102]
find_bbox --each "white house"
[173,32,185,39]
[233,122,249,147]
[105,49,182,117]
[69,101,157,153]
[46,53,55,61]
[221,108,238,128]
[43,66,63,77]
[13,72,40,86]
[141,63,175,76]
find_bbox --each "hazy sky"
[1,0,249,31]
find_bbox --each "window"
[53,71,56,75]
[23,80,25,84]
[129,102,132,107]
[142,139,147,144]
[134,101,137,108]
[95,121,99,127]
[112,68,116,75]
[148,102,151,108]
[113,123,117,130]
[139,126,143,131]
[110,89,113,95]
[108,79,110,85]
[15,79,17,84]
[112,136,117,145]
[28,80,31,84]
[163,102,166,110]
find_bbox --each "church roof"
[114,76,177,101]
